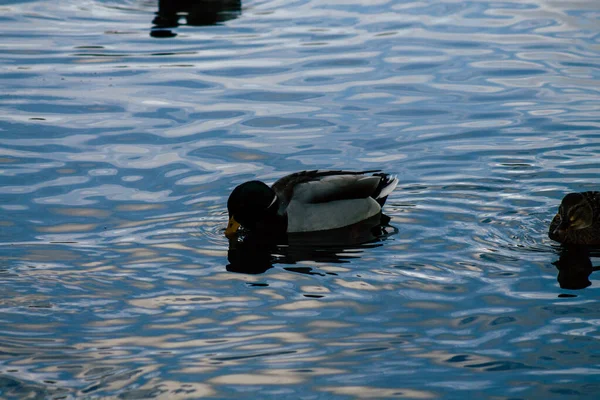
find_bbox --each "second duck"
[549,191,600,246]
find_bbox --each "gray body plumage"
[271,170,398,233]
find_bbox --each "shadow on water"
[151,0,242,37]
[553,246,600,291]
[226,214,397,275]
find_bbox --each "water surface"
[1,0,600,398]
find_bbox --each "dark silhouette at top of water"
[151,0,242,37]
[226,214,397,274]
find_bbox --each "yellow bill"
[225,216,241,238]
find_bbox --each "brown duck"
[549,192,600,246]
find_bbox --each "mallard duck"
[549,192,600,246]
[225,170,398,238]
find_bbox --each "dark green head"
[553,193,594,236]
[226,180,279,237]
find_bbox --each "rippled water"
[2,0,600,398]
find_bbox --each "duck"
[549,191,600,246]
[225,170,398,239]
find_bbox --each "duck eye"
[569,215,576,222]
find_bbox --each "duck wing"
[272,170,398,233]
[272,170,384,205]
[583,191,600,225]
[294,174,386,204]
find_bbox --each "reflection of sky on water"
[1,0,600,398]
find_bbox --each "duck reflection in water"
[553,246,600,290]
[226,214,397,275]
[224,170,399,274]
[151,0,241,37]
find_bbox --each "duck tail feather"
[372,173,398,205]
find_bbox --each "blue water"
[2,0,600,398]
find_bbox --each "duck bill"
[225,216,241,238]
[553,220,570,237]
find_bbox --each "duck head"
[225,180,280,238]
[552,193,594,238]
